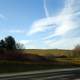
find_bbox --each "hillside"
[0,49,80,73]
[23,49,71,56]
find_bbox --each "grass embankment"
[0,60,80,74]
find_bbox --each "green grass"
[0,60,80,74]
[23,49,71,56]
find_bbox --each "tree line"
[0,35,80,58]
[0,36,23,51]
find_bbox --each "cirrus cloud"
[27,0,80,49]
[28,0,80,38]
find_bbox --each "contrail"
[43,0,49,17]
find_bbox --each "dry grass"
[23,49,70,56]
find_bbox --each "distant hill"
[23,49,71,56]
[0,49,68,63]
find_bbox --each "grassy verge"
[0,61,80,74]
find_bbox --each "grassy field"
[0,49,80,74]
[23,49,71,56]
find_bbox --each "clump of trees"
[73,44,80,57]
[74,44,80,51]
[0,36,24,52]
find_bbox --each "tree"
[74,44,80,50]
[5,36,16,50]
[0,39,5,48]
[0,39,6,53]
[0,36,24,51]
[16,43,24,49]
[73,44,80,57]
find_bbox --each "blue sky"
[0,0,80,49]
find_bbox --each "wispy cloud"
[27,17,57,35]
[44,0,80,39]
[28,0,80,37]
[43,0,49,17]
[27,0,80,49]
[0,14,5,19]
[44,37,80,49]
[0,29,26,34]
[19,40,38,49]
[9,29,25,34]
[19,40,31,45]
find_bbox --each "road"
[0,68,80,80]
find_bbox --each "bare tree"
[73,44,80,57]
[74,44,80,50]
[16,43,24,49]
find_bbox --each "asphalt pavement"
[0,67,80,80]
